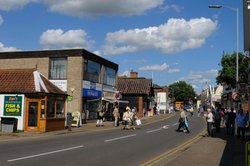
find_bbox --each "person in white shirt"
[206,108,214,137]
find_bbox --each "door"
[26,100,40,131]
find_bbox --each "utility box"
[1,117,18,132]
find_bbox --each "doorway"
[26,100,40,131]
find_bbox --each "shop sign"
[50,80,67,92]
[83,89,102,98]
[4,96,22,116]
[67,95,73,101]
[82,80,102,98]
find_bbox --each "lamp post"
[208,5,239,86]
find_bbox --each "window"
[83,60,100,83]
[46,96,65,118]
[47,98,55,118]
[104,67,116,86]
[49,57,67,80]
[56,101,64,118]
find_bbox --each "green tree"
[216,52,248,88]
[168,81,196,102]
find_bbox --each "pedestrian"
[206,108,214,137]
[224,109,230,135]
[214,108,221,133]
[113,106,120,127]
[122,106,131,130]
[176,108,190,133]
[130,108,137,130]
[96,107,105,127]
[236,108,248,140]
[228,108,236,135]
[198,105,204,117]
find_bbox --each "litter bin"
[1,117,18,132]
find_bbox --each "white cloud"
[103,17,217,55]
[0,42,18,51]
[179,70,218,93]
[42,0,164,17]
[93,50,102,56]
[40,29,95,50]
[139,63,169,71]
[120,70,130,77]
[0,0,36,11]
[159,4,183,13]
[168,68,180,73]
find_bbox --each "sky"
[0,0,244,94]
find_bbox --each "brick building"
[117,71,154,117]
[0,49,118,123]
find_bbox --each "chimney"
[130,70,138,78]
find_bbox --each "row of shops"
[0,49,159,132]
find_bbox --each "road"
[0,113,205,166]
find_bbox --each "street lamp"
[208,5,239,86]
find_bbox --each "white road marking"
[104,134,136,142]
[162,125,169,129]
[8,145,84,162]
[172,123,179,126]
[146,128,162,133]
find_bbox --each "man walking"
[113,106,120,127]
[176,108,190,133]
[206,108,214,137]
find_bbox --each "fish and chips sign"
[4,96,22,116]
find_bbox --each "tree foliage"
[168,81,196,102]
[216,52,248,88]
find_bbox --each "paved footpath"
[0,114,247,166]
[155,126,246,166]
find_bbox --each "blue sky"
[0,0,243,94]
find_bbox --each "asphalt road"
[0,113,205,166]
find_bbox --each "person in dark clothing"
[228,108,236,135]
[214,108,221,133]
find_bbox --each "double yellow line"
[140,130,206,166]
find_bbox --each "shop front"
[0,69,68,132]
[82,80,102,120]
[25,94,66,132]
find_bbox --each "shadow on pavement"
[211,126,246,166]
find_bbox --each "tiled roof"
[117,77,152,95]
[0,69,66,94]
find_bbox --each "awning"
[102,97,129,104]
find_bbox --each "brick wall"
[0,58,49,76]
[67,56,83,113]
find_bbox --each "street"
[0,113,205,166]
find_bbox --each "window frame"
[49,57,67,80]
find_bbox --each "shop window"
[83,59,100,83]
[47,99,55,118]
[49,57,67,80]
[46,97,65,118]
[56,101,64,118]
[104,67,116,86]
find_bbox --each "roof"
[0,69,66,95]
[117,77,153,95]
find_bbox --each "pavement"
[0,113,247,166]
